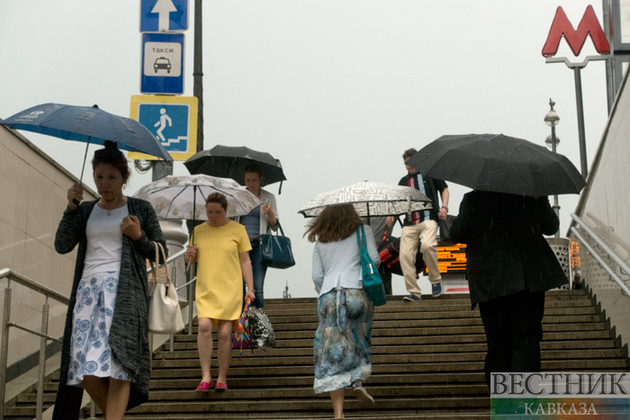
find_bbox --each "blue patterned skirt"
[313,287,374,394]
[67,271,136,385]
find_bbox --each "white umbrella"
[133,174,262,222]
[298,181,432,218]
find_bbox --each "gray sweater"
[52,197,166,418]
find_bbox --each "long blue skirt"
[313,287,374,394]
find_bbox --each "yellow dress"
[193,220,252,322]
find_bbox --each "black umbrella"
[406,134,586,197]
[184,145,286,191]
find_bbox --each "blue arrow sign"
[140,0,189,32]
[138,103,191,153]
[141,32,185,94]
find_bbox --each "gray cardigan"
[52,197,166,418]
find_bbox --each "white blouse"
[82,205,129,278]
[312,225,380,297]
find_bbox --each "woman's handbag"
[244,305,276,350]
[259,221,296,269]
[148,242,185,334]
[357,225,387,307]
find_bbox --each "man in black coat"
[449,191,567,387]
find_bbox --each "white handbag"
[148,242,185,334]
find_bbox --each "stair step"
[120,396,492,414]
[152,348,624,365]
[19,289,630,419]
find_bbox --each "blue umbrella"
[0,103,172,180]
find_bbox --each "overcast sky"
[0,1,613,299]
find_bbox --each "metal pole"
[551,125,560,238]
[0,284,12,420]
[194,0,204,153]
[573,67,589,179]
[188,270,194,335]
[35,298,49,420]
[152,160,173,182]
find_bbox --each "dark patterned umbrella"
[0,103,172,181]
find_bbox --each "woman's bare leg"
[82,376,109,414]
[81,376,130,419]
[216,320,233,384]
[197,317,214,383]
[104,378,130,420]
[330,388,345,418]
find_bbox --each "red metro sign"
[542,5,610,57]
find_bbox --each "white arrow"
[151,0,178,32]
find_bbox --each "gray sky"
[0,1,612,299]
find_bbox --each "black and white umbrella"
[298,182,432,218]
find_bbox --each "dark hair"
[205,192,228,210]
[305,204,363,243]
[243,163,263,181]
[402,148,417,160]
[92,140,130,182]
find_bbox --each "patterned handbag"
[243,306,276,350]
[232,298,253,359]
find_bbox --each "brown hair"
[402,148,417,160]
[305,204,363,243]
[92,140,130,182]
[243,163,264,181]
[205,192,228,210]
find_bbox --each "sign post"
[542,5,611,179]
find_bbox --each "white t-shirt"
[82,205,129,278]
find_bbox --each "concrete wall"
[570,67,630,349]
[0,125,98,377]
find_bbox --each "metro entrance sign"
[141,32,185,95]
[140,0,189,32]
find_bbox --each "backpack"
[377,225,426,276]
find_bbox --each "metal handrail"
[0,269,69,305]
[570,213,630,296]
[0,246,192,420]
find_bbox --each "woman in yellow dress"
[184,193,255,392]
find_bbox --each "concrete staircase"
[4,289,629,419]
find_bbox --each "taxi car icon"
[154,57,171,73]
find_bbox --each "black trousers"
[378,265,392,295]
[478,289,545,388]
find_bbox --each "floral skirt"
[313,287,374,394]
[67,271,135,385]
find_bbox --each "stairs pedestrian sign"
[128,95,198,161]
